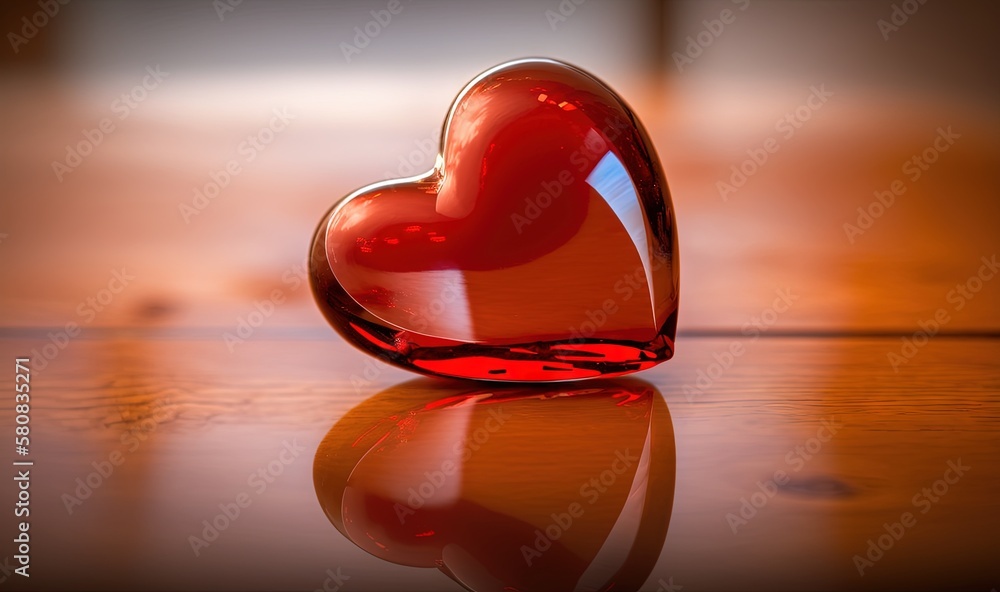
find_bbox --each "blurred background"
[1,3,999,591]
[2,0,998,334]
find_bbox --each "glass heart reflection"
[310,59,679,381]
[313,379,675,592]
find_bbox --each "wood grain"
[1,333,996,591]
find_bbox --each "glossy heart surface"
[313,379,675,592]
[310,59,679,381]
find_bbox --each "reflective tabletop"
[2,332,996,591]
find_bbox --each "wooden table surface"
[2,80,997,590]
[1,5,998,588]
[1,331,996,591]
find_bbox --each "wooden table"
[2,11,998,586]
[2,331,996,591]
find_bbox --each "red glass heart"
[310,59,679,381]
[313,379,675,592]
